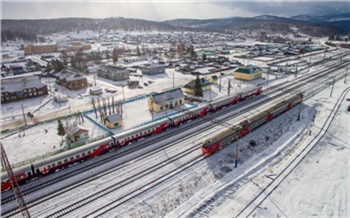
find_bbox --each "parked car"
[144,83,148,86]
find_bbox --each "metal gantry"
[0,142,30,218]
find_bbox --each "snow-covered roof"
[66,125,89,136]
[1,75,46,92]
[151,88,184,104]
[106,113,122,123]
[89,86,102,92]
[184,78,211,89]
[56,70,86,82]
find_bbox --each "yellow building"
[24,44,57,55]
[234,66,263,81]
[105,114,123,129]
[208,75,218,84]
[148,88,185,112]
[183,78,211,95]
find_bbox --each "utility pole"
[330,79,335,97]
[173,70,175,88]
[219,73,222,92]
[298,94,303,121]
[345,67,348,84]
[267,66,270,86]
[21,104,27,127]
[227,79,231,96]
[122,85,127,118]
[235,133,239,168]
[1,142,31,218]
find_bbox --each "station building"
[148,88,185,112]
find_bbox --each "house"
[140,64,166,75]
[89,86,103,95]
[98,65,130,81]
[55,70,88,90]
[66,125,89,146]
[1,75,48,103]
[209,75,218,84]
[9,65,25,75]
[24,44,57,55]
[183,78,211,95]
[148,88,185,112]
[105,114,123,129]
[234,65,263,81]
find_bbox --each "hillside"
[1,14,347,42]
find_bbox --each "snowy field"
[1,60,339,166]
[1,47,349,217]
[1,67,260,165]
[167,78,349,218]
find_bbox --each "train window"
[76,155,80,158]
[131,136,134,139]
[70,157,74,160]
[57,161,62,165]
[136,134,138,137]
[148,130,151,133]
[64,159,68,162]
[52,163,56,167]
[48,165,51,168]
[93,149,96,152]
[87,151,91,154]
[82,153,86,156]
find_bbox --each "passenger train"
[201,93,303,156]
[1,86,262,191]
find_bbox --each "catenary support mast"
[0,142,31,218]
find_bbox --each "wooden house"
[66,125,89,146]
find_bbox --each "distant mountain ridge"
[1,13,349,42]
[290,13,350,32]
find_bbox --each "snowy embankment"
[117,98,316,217]
[175,81,349,218]
[117,80,349,218]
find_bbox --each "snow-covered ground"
[167,77,349,218]
[1,46,349,217]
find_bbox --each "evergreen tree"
[136,45,141,56]
[46,62,52,72]
[112,47,119,64]
[57,119,66,143]
[61,50,68,66]
[194,75,203,97]
[202,53,207,61]
[55,59,65,71]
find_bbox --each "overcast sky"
[2,1,350,21]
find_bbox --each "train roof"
[1,136,112,179]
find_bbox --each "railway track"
[45,149,204,217]
[2,59,349,217]
[235,87,350,218]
